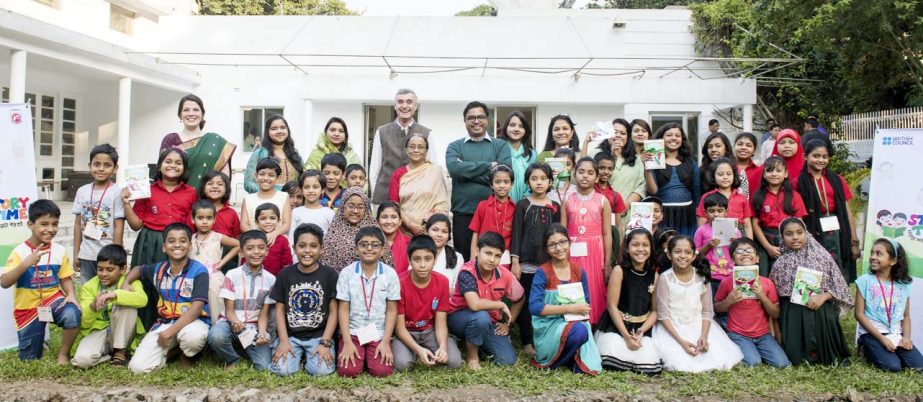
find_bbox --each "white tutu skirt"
[652,320,743,373]
[594,331,662,374]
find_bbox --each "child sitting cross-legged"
[72,245,147,368]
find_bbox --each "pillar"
[9,50,26,104]
[743,104,754,133]
[118,77,132,178]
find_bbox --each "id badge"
[500,250,511,265]
[237,325,257,349]
[356,323,380,345]
[611,213,617,225]
[37,306,53,322]
[570,242,588,257]
[83,223,103,240]
[820,215,840,232]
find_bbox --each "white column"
[742,104,754,133]
[9,50,27,104]
[118,77,132,176]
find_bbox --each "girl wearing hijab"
[319,187,394,272]
[770,129,804,188]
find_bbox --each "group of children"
[2,122,921,377]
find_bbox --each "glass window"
[42,96,54,108]
[63,121,75,132]
[63,109,75,121]
[241,107,284,152]
[110,5,135,35]
[63,98,75,109]
[40,145,52,156]
[2,87,7,103]
[42,168,54,180]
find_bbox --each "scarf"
[319,187,394,272]
[398,162,450,227]
[771,129,804,188]
[796,169,855,283]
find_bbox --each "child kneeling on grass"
[270,223,340,376]
[392,235,462,371]
[72,245,147,368]
[207,230,276,370]
[337,226,400,377]
[123,223,210,374]
[1,200,81,364]
[448,232,525,370]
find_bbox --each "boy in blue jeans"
[1,200,81,363]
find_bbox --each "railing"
[834,107,923,161]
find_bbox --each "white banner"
[862,128,923,348]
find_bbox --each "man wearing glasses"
[369,88,434,205]
[446,101,512,261]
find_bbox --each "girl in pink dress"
[562,157,614,325]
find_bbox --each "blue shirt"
[856,273,910,335]
[335,261,401,341]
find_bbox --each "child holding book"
[769,218,852,365]
[320,153,347,210]
[593,152,628,262]
[198,170,240,273]
[694,193,741,296]
[549,147,577,204]
[696,158,752,239]
[122,148,198,267]
[510,163,560,356]
[254,203,292,276]
[714,238,790,368]
[427,214,464,290]
[207,230,276,370]
[530,224,601,375]
[652,235,742,372]
[270,224,340,377]
[595,228,663,374]
[854,238,923,371]
[561,157,614,325]
[1,200,81,363]
[749,156,808,276]
[72,245,147,368]
[336,226,401,377]
[392,235,463,371]
[191,200,241,322]
[378,202,410,275]
[73,143,124,284]
[240,158,291,245]
[469,165,516,258]
[124,223,210,373]
[290,170,336,240]
[448,232,524,369]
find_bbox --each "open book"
[557,282,589,322]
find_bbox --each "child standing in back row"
[73,143,125,284]
[469,165,516,258]
[241,158,292,246]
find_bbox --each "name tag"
[820,216,840,232]
[570,242,588,257]
[83,223,104,241]
[356,322,380,346]
[611,213,617,224]
[237,325,257,349]
[500,250,511,265]
[37,306,53,322]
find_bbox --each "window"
[242,107,284,152]
[363,104,420,166]
[650,113,700,161]
[61,97,76,178]
[39,95,54,157]
[110,5,135,35]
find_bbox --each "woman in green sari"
[160,94,236,190]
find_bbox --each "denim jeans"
[727,331,791,368]
[447,309,516,366]
[207,320,272,370]
[17,298,81,360]
[859,333,923,372]
[269,336,337,377]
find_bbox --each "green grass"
[1,314,920,399]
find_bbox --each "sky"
[343,0,595,16]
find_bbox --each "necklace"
[630,267,646,276]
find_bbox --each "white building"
[1,0,769,201]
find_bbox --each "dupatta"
[398,162,449,227]
[172,132,236,189]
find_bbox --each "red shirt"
[468,195,515,248]
[398,271,451,332]
[390,230,410,275]
[741,162,762,194]
[133,180,197,231]
[715,276,778,338]
[449,260,524,322]
[388,166,409,203]
[750,189,808,230]
[263,235,292,276]
[807,174,852,214]
[696,189,752,220]
[594,184,628,215]
[213,205,241,239]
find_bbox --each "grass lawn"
[0,314,921,400]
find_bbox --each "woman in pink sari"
[388,134,449,235]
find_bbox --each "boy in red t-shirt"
[391,235,463,371]
[714,238,790,368]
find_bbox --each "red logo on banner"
[11,111,22,124]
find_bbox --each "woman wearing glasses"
[388,134,449,236]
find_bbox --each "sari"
[160,132,235,190]
[397,162,449,229]
[319,187,394,272]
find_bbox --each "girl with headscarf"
[770,129,804,188]
[769,218,853,366]
[319,187,394,272]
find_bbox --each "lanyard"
[358,262,382,320]
[813,176,831,214]
[876,275,895,329]
[157,262,190,319]
[239,269,265,323]
[88,182,111,220]
[26,241,52,300]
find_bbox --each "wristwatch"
[320,338,334,348]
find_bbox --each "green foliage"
[828,141,859,177]
[455,4,495,16]
[198,0,357,16]
[584,0,709,8]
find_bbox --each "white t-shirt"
[289,206,335,243]
[433,247,464,291]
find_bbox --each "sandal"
[110,354,129,366]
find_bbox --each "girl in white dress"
[653,234,743,372]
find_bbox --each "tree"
[455,4,495,16]
[198,0,357,16]
[584,0,709,8]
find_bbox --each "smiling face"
[346,169,366,189]
[506,116,526,144]
[706,137,726,161]
[732,243,758,266]
[551,119,573,147]
[301,175,323,205]
[781,221,807,251]
[597,159,614,184]
[294,232,320,269]
[631,123,650,146]
[491,171,512,199]
[464,106,488,137]
[405,136,428,165]
[763,163,787,187]
[160,151,185,182]
[89,153,116,183]
[96,260,124,288]
[427,221,450,249]
[28,215,59,245]
[662,128,683,152]
[326,122,346,146]
[610,123,629,152]
[545,232,571,262]
[343,195,366,225]
[668,238,695,271]
[179,100,202,130]
[203,175,227,202]
[574,161,597,190]
[256,209,279,233]
[255,168,278,191]
[777,137,798,158]
[713,163,735,190]
[321,165,343,191]
[241,238,268,269]
[355,235,384,265]
[868,243,896,273]
[377,207,401,236]
[735,137,755,161]
[651,203,663,226]
[806,146,829,173]
[627,233,651,268]
[267,118,289,146]
[394,93,418,121]
[162,228,191,261]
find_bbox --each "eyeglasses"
[406,144,427,151]
[357,242,383,250]
[343,203,365,212]
[546,239,570,250]
[465,115,488,122]
[733,247,757,256]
